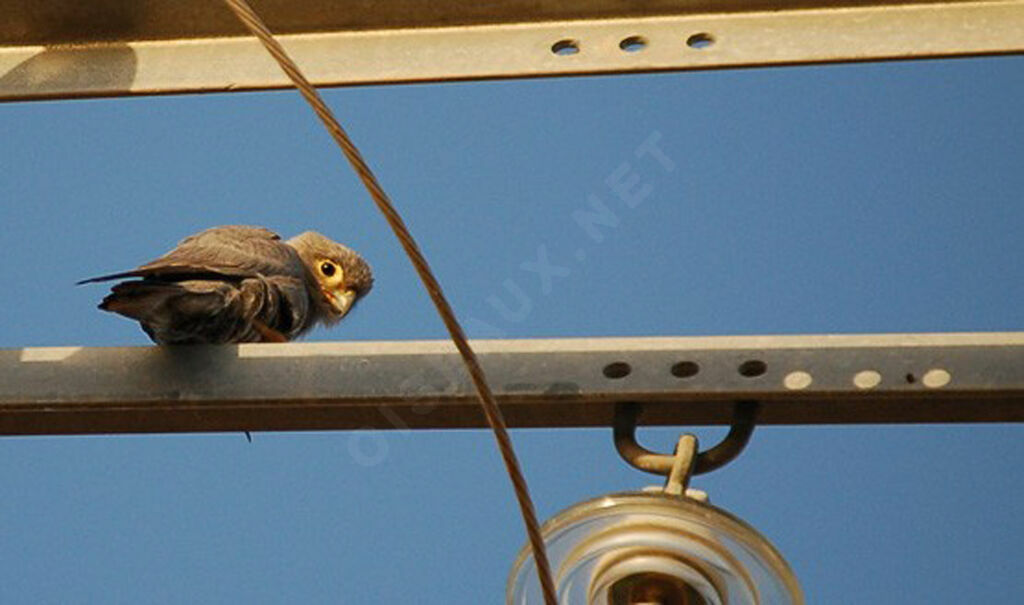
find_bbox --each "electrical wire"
[220,1,558,602]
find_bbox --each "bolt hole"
[686,32,715,49]
[603,362,632,379]
[671,361,700,379]
[551,39,580,56]
[619,36,648,52]
[905,373,916,384]
[738,360,767,378]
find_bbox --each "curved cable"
[220,2,557,602]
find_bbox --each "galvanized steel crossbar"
[2,0,1023,102]
[3,332,1023,435]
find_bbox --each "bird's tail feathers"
[77,270,148,285]
[78,265,235,286]
[98,281,183,321]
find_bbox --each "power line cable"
[220,2,558,602]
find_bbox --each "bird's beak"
[328,289,358,318]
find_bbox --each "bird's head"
[287,231,373,323]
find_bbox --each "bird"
[79,226,373,344]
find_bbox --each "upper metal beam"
[1,0,1021,102]
[2,332,1023,436]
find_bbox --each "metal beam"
[2,333,1023,436]
[1,1,1021,102]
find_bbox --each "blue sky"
[1,54,1022,602]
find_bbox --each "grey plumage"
[80,226,373,344]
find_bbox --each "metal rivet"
[922,369,951,388]
[784,371,813,390]
[853,370,882,389]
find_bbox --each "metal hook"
[613,401,760,477]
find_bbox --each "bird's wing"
[79,226,305,284]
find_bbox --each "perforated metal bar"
[2,333,1023,435]
[1,0,1022,102]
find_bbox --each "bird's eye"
[320,262,337,277]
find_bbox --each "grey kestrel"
[80,226,373,344]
